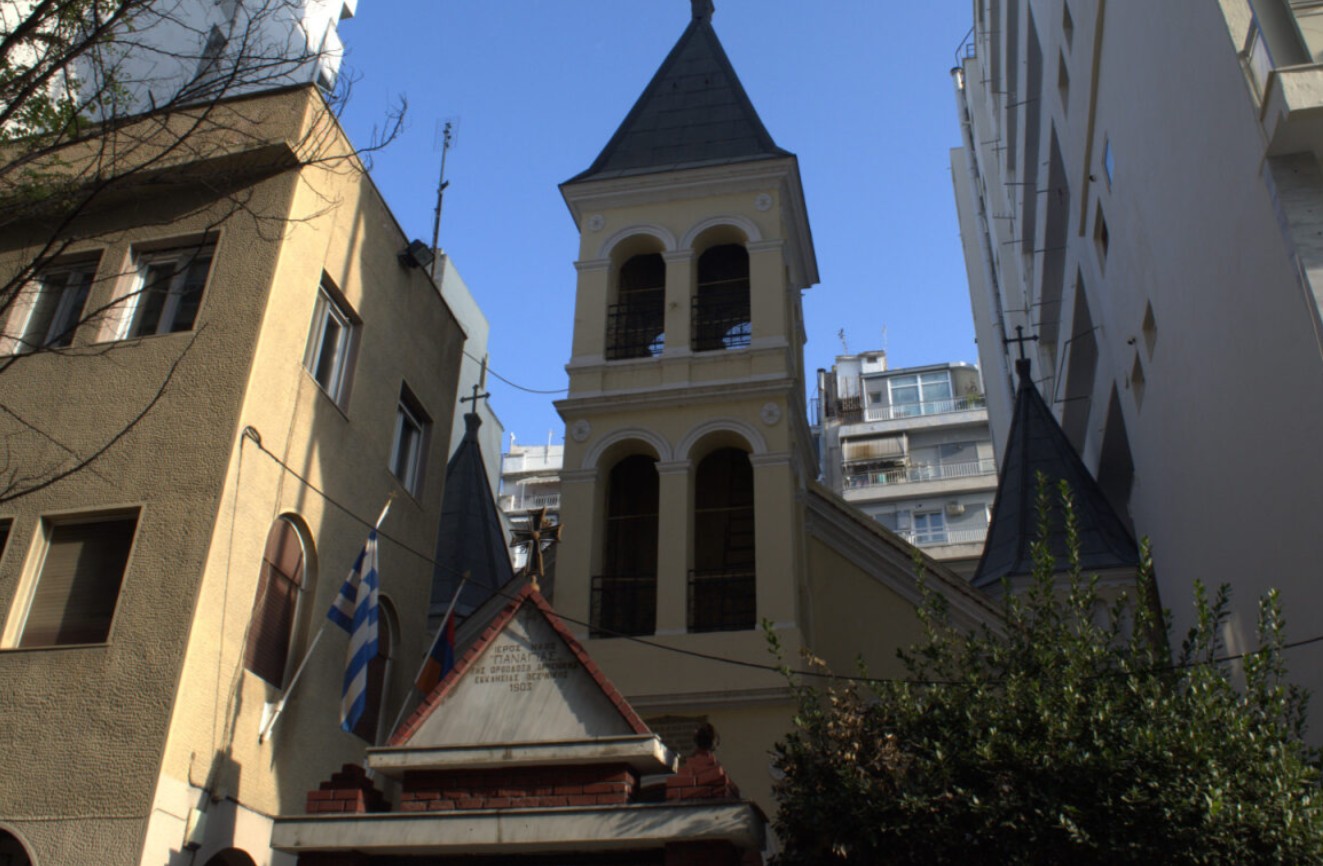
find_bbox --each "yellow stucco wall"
[0,87,465,865]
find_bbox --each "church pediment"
[388,585,651,750]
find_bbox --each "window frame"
[6,511,139,649]
[304,279,358,405]
[389,385,430,496]
[120,244,215,339]
[12,261,98,354]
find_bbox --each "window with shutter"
[244,519,305,685]
[18,514,138,648]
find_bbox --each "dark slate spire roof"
[567,6,792,183]
[972,360,1139,589]
[430,413,515,622]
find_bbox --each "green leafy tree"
[770,480,1323,865]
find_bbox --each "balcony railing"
[863,394,986,422]
[688,569,756,633]
[606,300,664,360]
[501,493,561,513]
[691,288,751,352]
[895,526,989,548]
[590,574,656,637]
[845,458,997,490]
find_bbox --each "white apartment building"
[950,0,1323,708]
[498,437,563,571]
[816,352,996,579]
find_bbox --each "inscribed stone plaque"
[410,605,635,746]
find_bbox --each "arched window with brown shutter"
[244,518,305,686]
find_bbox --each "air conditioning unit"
[945,501,965,517]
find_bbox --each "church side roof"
[567,10,792,184]
[972,361,1139,588]
[430,413,515,619]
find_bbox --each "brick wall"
[398,763,638,811]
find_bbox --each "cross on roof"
[459,382,490,407]
[1004,325,1039,361]
[510,507,561,590]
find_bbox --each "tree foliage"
[771,480,1323,865]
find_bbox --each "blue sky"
[336,2,978,448]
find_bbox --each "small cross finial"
[1004,325,1039,361]
[692,0,714,21]
[459,382,491,407]
[1004,326,1038,381]
[510,507,562,589]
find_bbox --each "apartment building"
[816,352,996,579]
[951,0,1323,705]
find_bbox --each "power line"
[239,430,1323,689]
[463,349,567,395]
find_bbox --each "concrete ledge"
[272,800,763,855]
[367,735,674,777]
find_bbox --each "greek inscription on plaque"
[471,640,578,693]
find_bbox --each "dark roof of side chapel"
[429,413,514,621]
[566,4,792,184]
[972,360,1140,589]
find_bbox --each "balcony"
[845,458,997,491]
[500,492,561,513]
[895,526,988,548]
[691,288,751,352]
[590,574,656,638]
[687,569,756,633]
[863,394,986,423]
[605,300,664,360]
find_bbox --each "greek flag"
[327,530,379,733]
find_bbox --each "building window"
[888,371,954,417]
[16,513,138,648]
[305,280,357,403]
[913,511,948,545]
[690,448,756,633]
[1102,138,1115,187]
[607,253,665,360]
[244,518,306,686]
[351,600,394,743]
[13,262,96,353]
[692,244,751,352]
[123,245,214,337]
[592,454,658,637]
[390,385,429,495]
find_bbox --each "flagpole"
[384,571,470,739]
[259,494,396,742]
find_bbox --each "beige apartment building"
[552,3,998,815]
[951,0,1323,711]
[0,85,465,864]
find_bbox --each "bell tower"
[553,0,820,793]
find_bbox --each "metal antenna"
[838,328,848,355]
[429,120,456,282]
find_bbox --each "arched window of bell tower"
[606,236,666,360]
[690,445,756,632]
[592,453,659,637]
[693,240,751,352]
